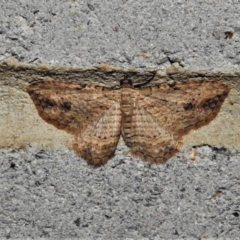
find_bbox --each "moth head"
[120,78,133,88]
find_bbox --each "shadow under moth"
[27,77,230,166]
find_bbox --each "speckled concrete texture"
[0,0,240,239]
[0,0,239,70]
[1,146,240,239]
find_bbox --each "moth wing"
[27,79,122,165]
[142,80,230,134]
[121,104,181,163]
[121,80,230,163]
[73,101,121,166]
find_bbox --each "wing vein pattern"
[27,79,230,165]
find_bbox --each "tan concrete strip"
[0,58,239,153]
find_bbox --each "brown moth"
[27,79,230,166]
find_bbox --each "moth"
[27,78,230,166]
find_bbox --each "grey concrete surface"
[0,0,240,239]
[1,146,240,239]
